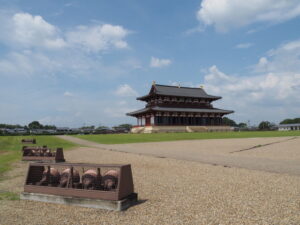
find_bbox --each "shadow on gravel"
[131,199,148,208]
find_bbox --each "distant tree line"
[1,117,299,135]
[0,124,24,129]
[222,117,277,131]
[0,121,56,130]
[0,121,133,136]
[279,118,300,124]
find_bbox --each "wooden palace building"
[127,83,234,133]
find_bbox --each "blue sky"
[0,0,300,127]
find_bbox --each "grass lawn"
[0,136,77,180]
[0,191,20,200]
[74,130,300,144]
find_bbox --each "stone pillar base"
[130,126,233,134]
[20,192,138,211]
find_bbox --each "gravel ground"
[59,136,300,176]
[58,135,295,156]
[237,137,300,160]
[0,143,300,225]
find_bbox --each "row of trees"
[27,121,56,130]
[222,117,247,128]
[0,121,56,130]
[0,124,23,129]
[257,117,300,130]
[78,124,132,134]
[257,121,277,131]
[0,121,133,135]
[0,121,133,130]
[222,117,277,130]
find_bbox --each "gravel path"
[58,135,300,176]
[0,137,299,224]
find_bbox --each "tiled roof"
[137,84,221,100]
[127,106,234,116]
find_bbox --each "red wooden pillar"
[145,117,151,126]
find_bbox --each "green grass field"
[74,130,300,144]
[0,136,77,179]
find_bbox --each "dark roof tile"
[137,84,221,100]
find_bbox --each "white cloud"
[279,40,300,51]
[0,12,130,52]
[204,65,233,83]
[204,65,300,101]
[66,24,129,52]
[202,39,300,124]
[204,68,300,124]
[197,0,300,32]
[0,11,135,127]
[37,95,141,126]
[115,84,138,97]
[0,11,132,78]
[120,58,142,69]
[150,57,172,68]
[255,39,300,73]
[184,26,205,35]
[235,43,253,49]
[0,50,62,77]
[255,57,269,72]
[63,91,74,97]
[104,103,136,118]
[0,48,138,78]
[0,12,66,49]
[8,90,139,127]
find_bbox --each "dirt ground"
[0,136,299,225]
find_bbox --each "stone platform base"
[131,125,233,133]
[20,192,138,211]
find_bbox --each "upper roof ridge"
[155,84,203,89]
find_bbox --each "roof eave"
[126,107,152,116]
[222,110,234,115]
[151,107,234,114]
[136,95,149,101]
